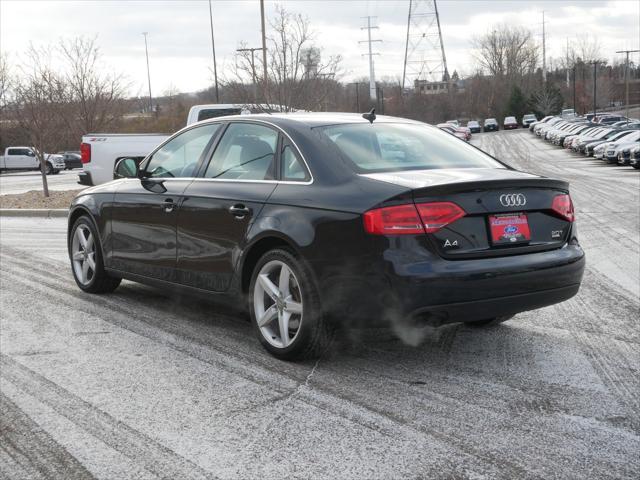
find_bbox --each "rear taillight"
[80,142,91,164]
[363,202,465,235]
[363,204,424,235]
[551,194,575,222]
[415,202,466,233]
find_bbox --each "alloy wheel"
[71,224,96,286]
[253,260,303,349]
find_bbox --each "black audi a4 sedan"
[67,113,585,359]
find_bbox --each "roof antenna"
[362,108,376,124]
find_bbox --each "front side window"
[144,123,220,178]
[319,123,504,173]
[204,123,277,180]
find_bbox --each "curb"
[0,209,69,218]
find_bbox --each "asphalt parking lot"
[0,169,82,195]
[1,129,638,479]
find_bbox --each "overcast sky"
[1,0,638,97]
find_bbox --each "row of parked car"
[529,113,640,169]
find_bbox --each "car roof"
[194,112,425,128]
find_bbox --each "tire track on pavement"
[0,355,217,480]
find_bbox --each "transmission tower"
[402,0,449,91]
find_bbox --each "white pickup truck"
[79,104,252,186]
[0,147,66,174]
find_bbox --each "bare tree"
[230,6,341,111]
[12,46,67,197]
[472,26,539,81]
[59,36,128,139]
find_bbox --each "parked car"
[529,115,554,132]
[0,146,65,174]
[629,145,640,169]
[446,120,459,127]
[561,109,577,118]
[61,151,82,169]
[436,123,468,141]
[467,120,481,133]
[67,113,585,359]
[503,116,518,130]
[602,131,640,163]
[521,113,537,128]
[586,129,638,157]
[483,118,499,132]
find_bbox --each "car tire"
[45,162,53,175]
[464,315,514,327]
[69,216,121,294]
[249,248,333,360]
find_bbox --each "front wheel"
[44,162,53,175]
[69,216,121,293]
[249,249,333,360]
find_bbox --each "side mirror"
[114,157,139,179]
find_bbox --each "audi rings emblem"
[499,193,527,207]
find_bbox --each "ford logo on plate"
[504,226,518,234]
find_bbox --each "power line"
[360,16,381,101]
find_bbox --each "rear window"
[318,123,504,173]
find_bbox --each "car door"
[176,121,280,291]
[110,123,222,282]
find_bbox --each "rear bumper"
[410,284,580,326]
[77,171,94,186]
[321,243,585,327]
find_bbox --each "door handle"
[229,204,251,218]
[163,198,176,213]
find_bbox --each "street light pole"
[260,0,268,102]
[142,32,153,113]
[208,0,220,103]
[616,49,640,122]
[588,61,599,117]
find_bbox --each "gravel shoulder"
[0,189,82,209]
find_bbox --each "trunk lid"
[363,168,572,259]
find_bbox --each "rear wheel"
[249,249,333,360]
[69,216,121,293]
[464,315,514,327]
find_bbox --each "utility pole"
[616,49,639,122]
[237,47,264,104]
[260,0,268,102]
[349,82,361,111]
[142,32,153,113]
[566,37,570,88]
[541,11,546,84]
[573,63,578,113]
[588,61,600,117]
[208,0,219,103]
[360,16,381,102]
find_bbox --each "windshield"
[318,123,504,173]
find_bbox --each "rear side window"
[319,123,503,173]
[280,139,309,181]
[204,123,277,180]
